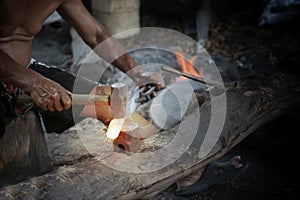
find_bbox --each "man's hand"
[0,50,71,112]
[127,66,165,90]
[26,72,72,112]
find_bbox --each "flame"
[106,118,125,140]
[174,51,203,79]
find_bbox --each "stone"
[150,80,205,130]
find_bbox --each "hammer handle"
[17,94,109,105]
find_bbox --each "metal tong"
[134,84,157,104]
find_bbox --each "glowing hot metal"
[105,118,125,140]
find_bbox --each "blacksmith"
[0,0,245,196]
[0,0,164,136]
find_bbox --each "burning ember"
[174,51,203,80]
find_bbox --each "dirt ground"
[151,113,300,200]
[32,11,300,199]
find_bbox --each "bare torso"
[0,0,64,66]
[0,0,150,114]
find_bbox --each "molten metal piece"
[111,112,158,153]
[113,122,140,153]
[106,118,125,140]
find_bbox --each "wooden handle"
[17,94,110,106]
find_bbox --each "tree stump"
[0,111,52,187]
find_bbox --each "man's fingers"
[34,96,48,111]
[52,93,64,112]
[47,99,55,112]
[31,91,69,112]
[61,91,72,110]
[41,94,55,112]
[38,102,48,111]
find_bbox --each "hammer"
[17,83,128,118]
[17,93,110,106]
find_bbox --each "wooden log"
[0,71,299,199]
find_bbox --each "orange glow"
[174,51,203,79]
[106,118,125,140]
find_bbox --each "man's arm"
[0,49,71,111]
[57,0,137,73]
[57,0,164,88]
[0,50,33,90]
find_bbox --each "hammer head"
[96,83,127,121]
[94,85,113,125]
[96,83,138,125]
[110,83,127,119]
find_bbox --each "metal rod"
[161,66,221,87]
